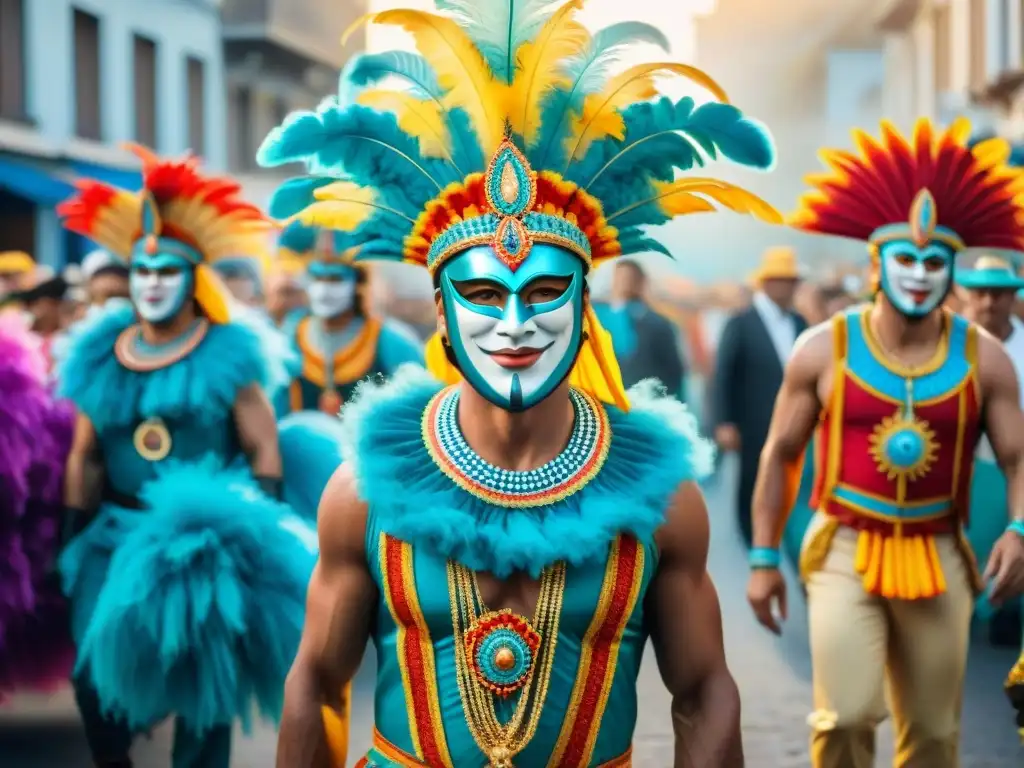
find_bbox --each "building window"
[186,56,206,155]
[73,9,102,141]
[228,83,253,170]
[133,35,158,148]
[0,0,25,121]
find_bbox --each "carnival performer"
[0,311,74,702]
[55,144,320,768]
[747,119,1024,768]
[274,220,424,414]
[258,1,782,765]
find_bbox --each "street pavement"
[1,456,1020,767]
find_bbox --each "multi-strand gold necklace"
[447,560,565,768]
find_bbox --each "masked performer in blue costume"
[258,1,782,765]
[55,144,318,768]
[275,220,424,414]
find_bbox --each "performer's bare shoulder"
[278,464,376,766]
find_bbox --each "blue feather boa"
[56,303,294,430]
[60,457,316,733]
[340,367,714,577]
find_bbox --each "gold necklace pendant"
[447,560,566,763]
[133,417,172,461]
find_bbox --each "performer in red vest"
[747,118,1024,767]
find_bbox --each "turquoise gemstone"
[502,222,521,254]
[885,428,924,468]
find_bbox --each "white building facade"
[0,0,227,267]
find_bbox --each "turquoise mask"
[877,239,955,317]
[306,261,358,318]
[129,250,194,323]
[439,244,585,411]
[870,188,960,318]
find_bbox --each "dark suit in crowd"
[713,300,807,546]
[594,300,686,400]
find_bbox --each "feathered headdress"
[790,117,1024,253]
[58,144,271,324]
[258,0,779,270]
[275,219,364,276]
[256,0,781,405]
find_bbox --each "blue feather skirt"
[58,458,317,735]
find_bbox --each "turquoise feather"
[345,51,445,100]
[339,366,714,577]
[257,104,457,216]
[530,21,670,167]
[566,97,775,230]
[434,0,558,83]
[61,457,315,733]
[56,303,280,431]
[267,176,339,220]
[618,230,673,258]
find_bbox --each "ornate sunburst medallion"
[868,410,938,481]
[464,609,541,698]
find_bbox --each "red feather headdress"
[789,118,1024,252]
[58,143,271,263]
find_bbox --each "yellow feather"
[564,62,731,165]
[288,183,416,231]
[288,201,374,232]
[607,178,782,224]
[356,90,454,164]
[368,9,506,155]
[509,0,590,144]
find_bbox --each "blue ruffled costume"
[55,303,320,750]
[342,367,714,764]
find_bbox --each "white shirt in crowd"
[977,316,1024,462]
[752,291,797,365]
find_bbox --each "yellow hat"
[0,251,34,275]
[750,246,802,284]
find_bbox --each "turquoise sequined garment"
[340,367,714,765]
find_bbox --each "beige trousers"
[803,514,974,768]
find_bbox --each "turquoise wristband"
[1009,520,1024,538]
[749,547,781,569]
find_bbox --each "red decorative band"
[379,534,453,767]
[549,535,645,768]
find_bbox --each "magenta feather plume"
[0,313,75,699]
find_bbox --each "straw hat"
[750,246,803,285]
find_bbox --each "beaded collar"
[115,318,209,372]
[422,386,610,508]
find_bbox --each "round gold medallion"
[133,418,172,461]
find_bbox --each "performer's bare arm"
[748,325,830,633]
[64,411,98,509]
[977,332,1024,604]
[277,465,376,768]
[650,481,743,768]
[233,383,283,478]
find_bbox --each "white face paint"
[307,279,355,318]
[130,270,189,323]
[451,296,578,405]
[879,242,953,317]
